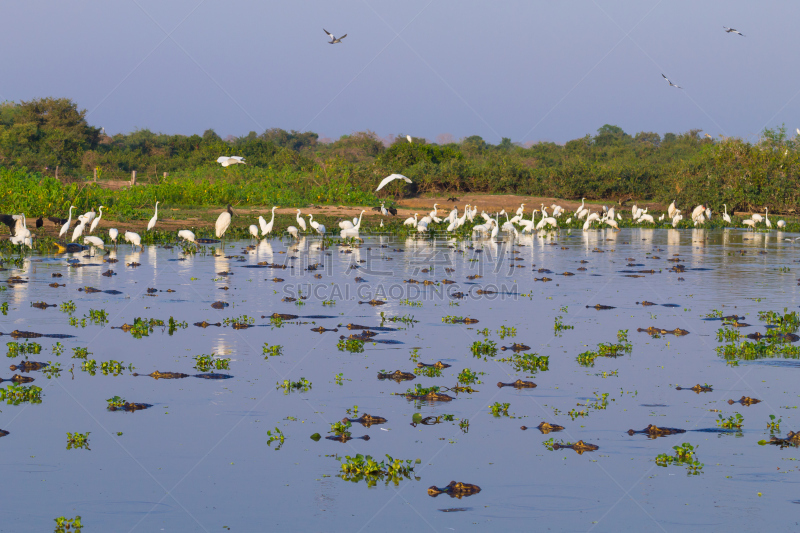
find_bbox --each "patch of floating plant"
[489,402,511,417]
[397,384,454,402]
[276,377,311,393]
[80,359,134,376]
[193,354,230,372]
[66,431,90,450]
[337,338,365,353]
[627,424,687,439]
[337,454,419,487]
[53,515,83,532]
[655,442,704,475]
[6,340,42,356]
[543,438,599,454]
[0,383,43,404]
[497,352,549,373]
[377,370,415,382]
[577,332,632,367]
[106,396,151,412]
[470,339,497,359]
[266,427,286,450]
[759,430,800,448]
[520,422,563,433]
[715,313,800,362]
[428,481,481,498]
[442,315,479,324]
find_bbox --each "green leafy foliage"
[337,338,365,353]
[66,431,90,450]
[276,377,312,393]
[717,413,744,429]
[470,339,497,358]
[655,443,704,475]
[193,353,230,372]
[337,454,417,486]
[0,383,43,404]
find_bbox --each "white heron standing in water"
[89,206,104,234]
[215,204,234,238]
[147,201,159,231]
[59,206,76,238]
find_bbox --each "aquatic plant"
[100,360,133,376]
[655,443,704,475]
[408,348,420,362]
[6,341,41,357]
[66,431,90,450]
[267,427,285,450]
[269,315,284,328]
[767,414,781,432]
[413,366,442,378]
[476,327,490,337]
[51,342,64,356]
[42,361,62,379]
[333,372,349,385]
[0,302,7,315]
[167,317,188,335]
[330,419,352,435]
[337,454,417,486]
[717,413,744,429]
[459,419,470,433]
[617,329,629,343]
[457,368,483,385]
[441,315,466,324]
[470,339,497,358]
[262,343,283,358]
[497,325,517,339]
[705,309,723,318]
[0,384,43,405]
[337,338,365,353]
[106,396,126,408]
[193,354,230,372]
[379,312,418,325]
[87,309,109,326]
[71,347,91,359]
[489,402,510,417]
[553,315,574,336]
[321,300,336,306]
[542,438,571,451]
[54,515,83,532]
[81,360,97,375]
[498,352,549,373]
[404,384,440,396]
[758,309,799,332]
[276,377,312,393]
[59,300,76,314]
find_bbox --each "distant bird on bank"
[376,173,412,191]
[662,74,682,89]
[324,29,347,44]
[217,156,245,167]
[723,27,745,36]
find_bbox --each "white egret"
[672,214,683,227]
[765,208,772,229]
[109,228,119,245]
[59,206,76,238]
[668,200,677,219]
[661,73,682,89]
[406,134,412,143]
[375,173,412,191]
[403,213,418,227]
[743,218,756,228]
[341,210,365,238]
[777,219,786,228]
[124,230,142,250]
[71,215,88,242]
[752,212,763,223]
[380,202,388,216]
[490,219,499,241]
[605,217,619,231]
[249,224,259,239]
[215,204,234,238]
[83,236,105,250]
[260,206,277,236]
[287,226,299,239]
[705,207,712,220]
[429,203,439,219]
[83,208,96,223]
[638,214,655,224]
[147,201,159,231]
[217,156,245,167]
[515,203,525,217]
[178,229,196,244]
[295,209,307,231]
[583,212,600,231]
[89,206,104,234]
[722,204,732,224]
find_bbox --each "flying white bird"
[324,29,347,44]
[376,173,412,191]
[217,156,245,167]
[723,27,745,36]
[662,73,682,89]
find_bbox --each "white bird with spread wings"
[661,74,682,89]
[376,174,412,191]
[324,29,347,44]
[723,27,745,36]
[217,156,245,167]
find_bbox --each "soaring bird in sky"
[661,74,682,89]
[376,173,412,191]
[723,27,745,36]
[324,29,347,44]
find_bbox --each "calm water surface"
[1,228,799,532]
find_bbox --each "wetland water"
[1,228,799,532]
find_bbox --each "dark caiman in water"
[765,431,800,448]
[1,374,35,383]
[9,361,48,372]
[311,326,338,333]
[108,402,152,412]
[427,481,481,498]
[627,424,687,438]
[676,384,713,392]
[638,327,689,336]
[30,302,56,309]
[520,422,564,433]
[325,434,370,443]
[417,361,451,369]
[588,304,615,310]
[553,441,599,454]
[497,379,536,388]
[133,371,190,379]
[401,390,454,402]
[194,321,222,328]
[346,414,387,427]
[728,396,761,405]
[500,343,530,352]
[377,370,415,382]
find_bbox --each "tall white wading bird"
[287,226,298,239]
[668,200,677,219]
[765,208,772,229]
[662,73,682,89]
[147,201,159,231]
[124,230,142,250]
[215,204,234,238]
[691,205,706,222]
[89,206,104,234]
[260,206,277,236]
[341,210,365,238]
[83,236,104,251]
[83,207,96,223]
[376,173,412,191]
[723,26,745,36]
[516,203,525,217]
[59,206,76,238]
[751,211,763,223]
[217,156,245,167]
[403,213,418,227]
[308,215,326,237]
[722,204,732,224]
[178,229,196,244]
[324,28,347,44]
[296,209,307,232]
[71,215,88,242]
[109,228,119,246]
[249,224,260,239]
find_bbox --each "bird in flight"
[723,27,745,36]
[324,29,347,44]
[376,173,412,191]
[661,74,682,89]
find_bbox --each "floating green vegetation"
[489,402,510,417]
[0,384,43,405]
[337,454,418,487]
[42,361,62,379]
[223,315,256,327]
[404,384,440,396]
[66,431,90,450]
[379,312,418,325]
[331,419,352,436]
[716,326,743,343]
[193,353,230,372]
[333,372,349,385]
[106,396,128,409]
[758,309,799,332]
[476,327,490,337]
[168,317,188,334]
[81,359,134,376]
[322,300,336,306]
[262,343,283,358]
[577,335,633,367]
[69,316,87,328]
[457,368,483,385]
[269,315,284,328]
[59,300,76,314]
[498,352,549,373]
[71,347,91,360]
[127,317,167,338]
[399,298,422,307]
[655,443,704,475]
[567,408,588,420]
[54,515,83,533]
[459,419,470,433]
[767,414,782,432]
[553,315,574,336]
[717,413,744,429]
[267,427,285,450]
[595,369,619,378]
[408,348,420,363]
[617,329,629,343]
[6,341,42,357]
[542,438,570,451]
[470,339,497,358]
[276,377,312,393]
[497,325,517,339]
[705,309,723,318]
[413,366,442,378]
[87,309,109,326]
[337,338,365,353]
[0,302,7,315]
[441,315,465,324]
[81,360,97,374]
[51,342,64,356]
[715,316,800,361]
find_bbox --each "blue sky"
[2,1,797,144]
